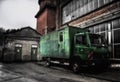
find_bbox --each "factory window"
[99,23,105,31]
[15,43,22,47]
[114,29,120,44]
[112,18,120,59]
[88,0,94,12]
[31,44,37,48]
[104,0,111,4]
[114,45,120,58]
[87,18,120,59]
[94,25,99,33]
[98,0,104,7]
[93,0,99,9]
[62,0,113,24]
[112,19,120,29]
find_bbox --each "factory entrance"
[31,44,37,61]
[15,44,22,61]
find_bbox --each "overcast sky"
[0,0,39,30]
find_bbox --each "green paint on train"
[40,26,109,73]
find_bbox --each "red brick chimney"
[35,0,56,35]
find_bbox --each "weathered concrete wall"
[3,39,41,62]
[15,40,40,61]
[3,40,15,62]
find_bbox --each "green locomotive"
[40,26,109,72]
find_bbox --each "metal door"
[31,45,37,61]
[58,31,65,57]
[15,44,22,61]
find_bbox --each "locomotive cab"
[74,32,109,67]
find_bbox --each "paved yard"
[0,62,112,82]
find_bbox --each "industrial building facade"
[35,0,120,59]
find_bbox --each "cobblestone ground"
[0,62,112,82]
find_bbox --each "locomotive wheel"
[44,58,51,67]
[72,62,80,73]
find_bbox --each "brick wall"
[47,9,56,29]
[37,9,47,35]
[36,8,56,35]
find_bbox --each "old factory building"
[35,0,120,60]
[3,27,41,62]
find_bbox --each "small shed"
[3,27,41,62]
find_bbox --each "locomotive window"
[89,34,106,46]
[76,35,86,45]
[59,32,63,42]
